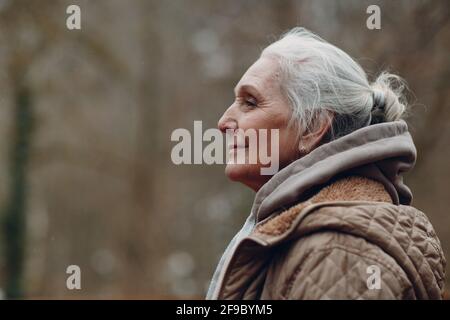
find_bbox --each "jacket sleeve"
[262,231,415,300]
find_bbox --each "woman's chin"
[225,163,246,182]
[225,163,266,191]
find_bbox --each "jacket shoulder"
[261,230,414,299]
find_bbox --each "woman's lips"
[228,134,247,150]
[228,145,248,151]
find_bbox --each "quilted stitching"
[293,204,445,298]
[283,242,408,299]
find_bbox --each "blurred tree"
[2,80,33,299]
[0,0,127,298]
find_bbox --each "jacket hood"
[251,120,417,223]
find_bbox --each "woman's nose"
[218,105,238,133]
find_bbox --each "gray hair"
[261,27,408,140]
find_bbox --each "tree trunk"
[2,82,34,299]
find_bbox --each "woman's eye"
[245,96,257,107]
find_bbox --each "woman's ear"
[299,112,333,153]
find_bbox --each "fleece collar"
[255,176,392,236]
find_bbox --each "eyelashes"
[243,96,258,108]
[233,94,259,109]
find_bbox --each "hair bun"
[370,72,408,124]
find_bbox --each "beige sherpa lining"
[255,176,393,236]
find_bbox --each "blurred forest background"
[0,0,448,299]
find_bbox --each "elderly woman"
[206,28,446,300]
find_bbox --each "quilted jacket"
[207,121,446,299]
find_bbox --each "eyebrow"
[234,84,263,99]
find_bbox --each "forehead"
[235,56,280,92]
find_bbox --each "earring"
[299,145,307,154]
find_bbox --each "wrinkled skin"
[218,56,331,191]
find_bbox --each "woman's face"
[218,56,300,191]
